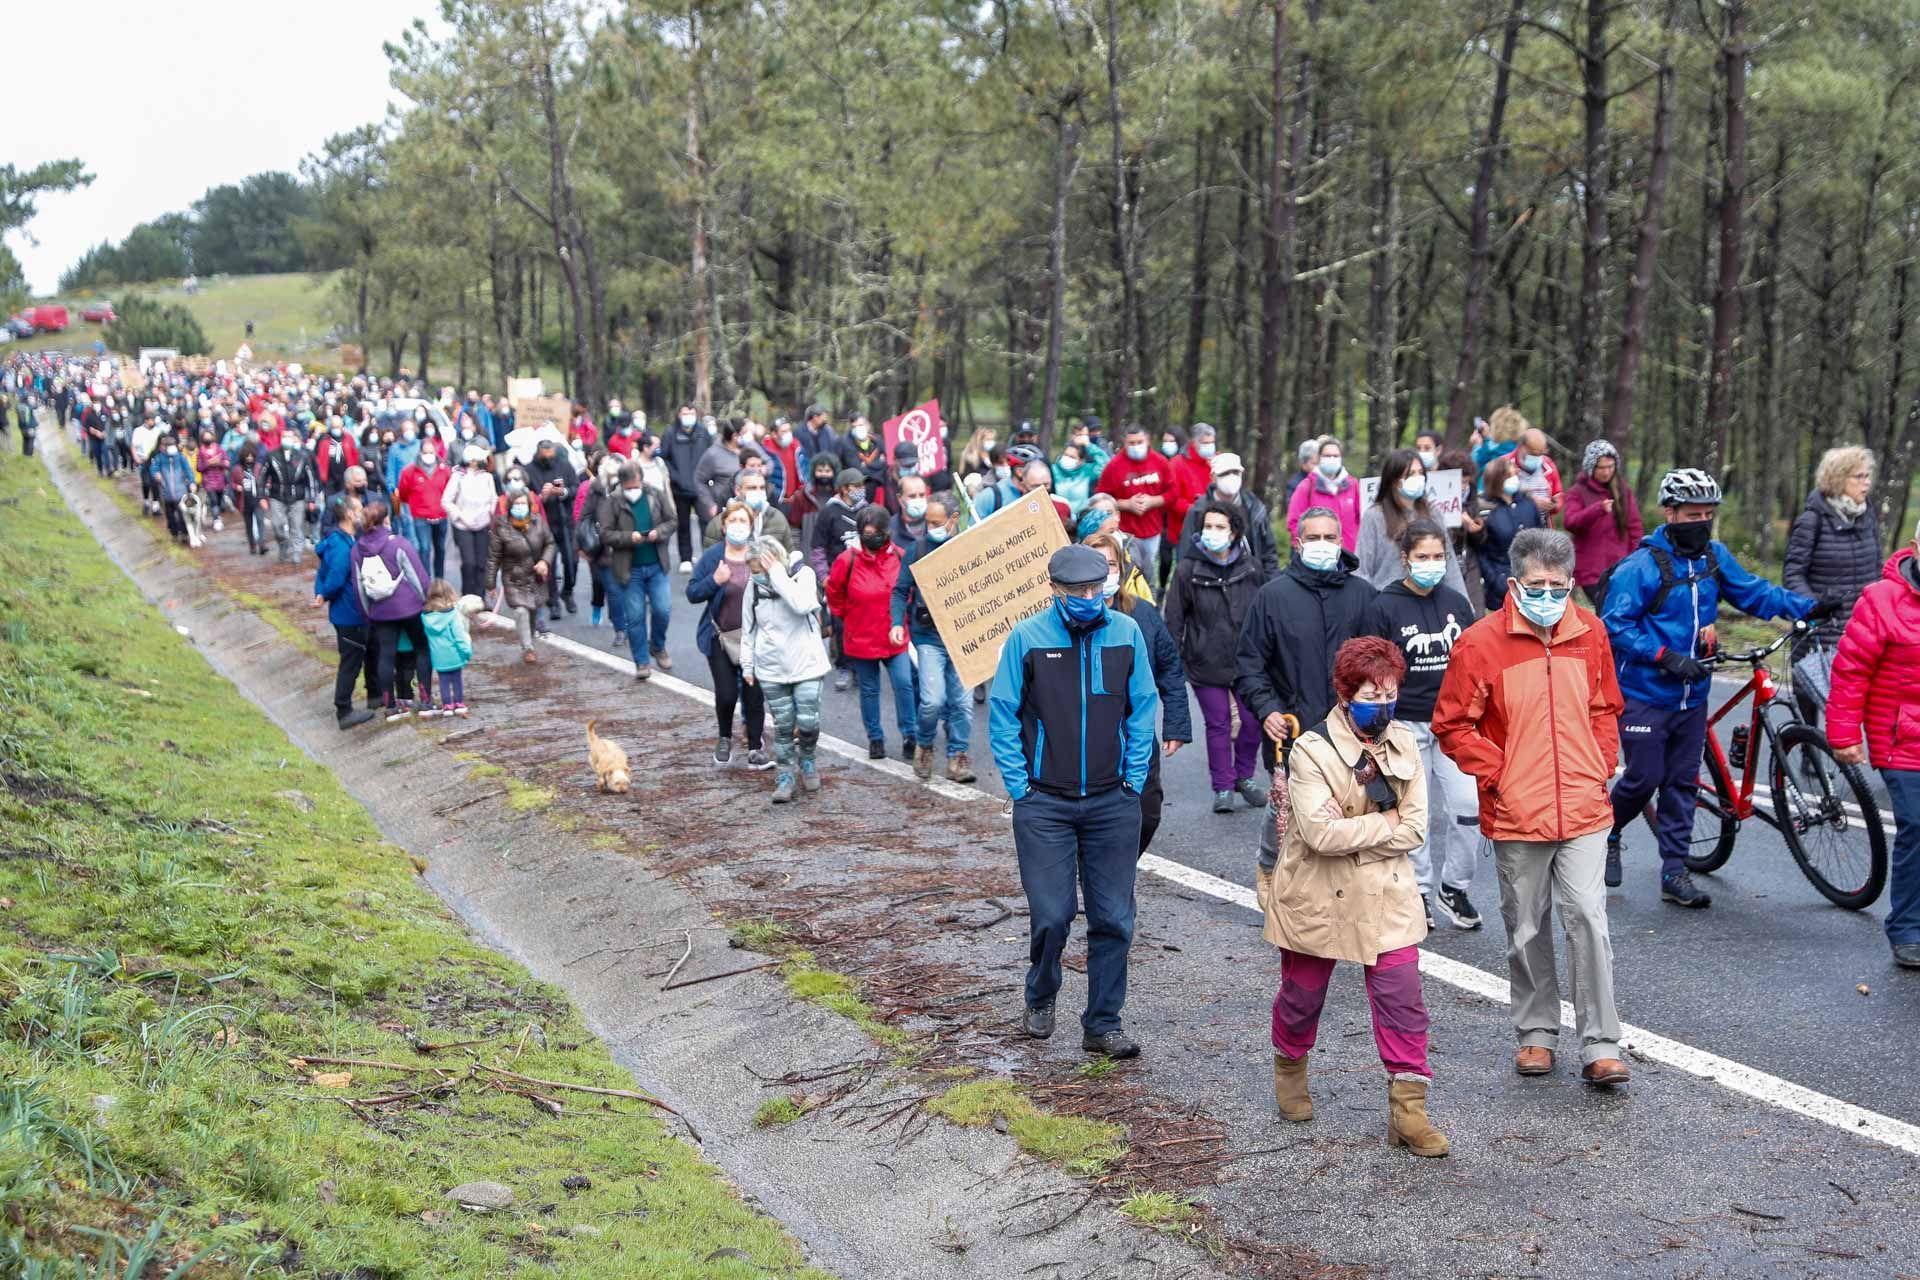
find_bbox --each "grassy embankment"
[0,452,828,1275]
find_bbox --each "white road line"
[537,629,1920,1158]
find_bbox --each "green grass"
[1118,1191,1197,1231]
[503,779,554,814]
[20,272,341,368]
[729,920,791,953]
[0,458,831,1276]
[753,1098,805,1129]
[926,1081,1126,1177]
[781,955,909,1049]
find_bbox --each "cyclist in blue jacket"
[989,544,1161,1059]
[1599,469,1830,907]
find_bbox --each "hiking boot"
[1604,832,1623,888]
[771,774,797,804]
[1386,1078,1449,1157]
[1515,1046,1554,1076]
[1082,1029,1140,1060]
[867,739,885,760]
[1236,777,1267,809]
[946,754,977,784]
[799,762,822,793]
[1582,1058,1630,1087]
[1892,943,1920,969]
[549,604,563,622]
[1023,1004,1055,1039]
[900,740,915,763]
[337,708,374,730]
[746,748,773,771]
[1213,789,1235,814]
[633,665,652,682]
[1272,1052,1312,1122]
[612,630,625,648]
[652,648,674,671]
[914,746,934,780]
[1422,893,1435,933]
[714,737,733,766]
[1435,884,1482,930]
[834,669,851,692]
[1662,872,1712,909]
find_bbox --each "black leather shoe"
[1893,943,1920,969]
[337,708,374,730]
[562,596,577,615]
[1022,1004,1055,1039]
[1081,1029,1139,1059]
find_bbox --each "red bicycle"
[1681,623,1887,908]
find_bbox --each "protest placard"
[506,377,545,403]
[883,400,947,475]
[339,344,364,369]
[909,493,1068,687]
[1358,468,1465,529]
[512,393,573,428]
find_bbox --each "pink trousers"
[1271,945,1430,1077]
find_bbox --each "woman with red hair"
[1258,635,1447,1157]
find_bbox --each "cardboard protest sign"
[181,355,213,375]
[506,377,545,403]
[339,344,364,369]
[909,493,1068,688]
[1358,468,1464,529]
[883,399,947,475]
[512,393,573,428]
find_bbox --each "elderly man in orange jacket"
[1433,527,1630,1087]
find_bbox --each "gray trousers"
[1493,831,1622,1064]
[269,498,300,560]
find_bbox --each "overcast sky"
[10,0,438,294]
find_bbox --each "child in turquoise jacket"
[420,580,479,717]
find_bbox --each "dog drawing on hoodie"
[587,719,630,794]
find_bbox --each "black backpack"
[1594,545,1724,616]
[575,499,603,556]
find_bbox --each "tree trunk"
[417,328,430,384]
[1253,0,1293,497]
[1103,0,1140,428]
[1443,0,1521,446]
[1180,127,1216,422]
[1366,140,1399,458]
[1603,51,1674,446]
[687,53,712,413]
[1569,0,1612,439]
[1039,110,1082,451]
[1704,0,1747,471]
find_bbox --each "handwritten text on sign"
[909,495,1068,687]
[1358,468,1465,529]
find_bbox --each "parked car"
[7,316,33,339]
[374,396,453,436]
[28,305,69,333]
[80,302,115,324]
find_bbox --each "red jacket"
[257,416,284,452]
[1094,451,1176,539]
[1826,550,1920,771]
[1432,595,1624,843]
[764,435,805,500]
[1167,445,1214,535]
[571,417,599,449]
[606,431,636,458]
[312,432,360,485]
[397,462,452,521]
[826,544,908,659]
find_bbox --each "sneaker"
[1661,871,1712,909]
[799,762,822,793]
[385,699,413,723]
[746,748,773,770]
[337,708,374,730]
[771,774,796,804]
[1435,884,1482,930]
[868,739,885,760]
[947,754,976,784]
[1213,789,1235,814]
[651,649,673,672]
[1236,777,1267,809]
[1082,1029,1140,1060]
[972,684,986,704]
[678,560,693,573]
[562,596,577,615]
[914,746,934,780]
[900,740,915,763]
[590,606,602,627]
[1422,893,1435,932]
[1022,1004,1056,1039]
[212,518,223,531]
[634,665,652,681]
[522,649,538,664]
[834,669,851,692]
[714,737,733,765]
[612,630,626,648]
[549,605,563,622]
[453,703,469,718]
[1604,833,1623,888]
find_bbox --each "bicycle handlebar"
[1700,618,1808,668]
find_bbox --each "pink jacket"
[1561,474,1645,588]
[1826,549,1920,771]
[1286,470,1364,551]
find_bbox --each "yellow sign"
[909,496,1069,688]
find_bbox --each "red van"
[29,305,70,332]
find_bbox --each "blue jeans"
[620,563,671,663]
[1012,787,1143,1033]
[597,564,628,635]
[408,516,447,581]
[1880,769,1920,946]
[914,641,972,755]
[852,652,915,745]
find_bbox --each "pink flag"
[882,400,946,475]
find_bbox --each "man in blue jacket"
[989,544,1161,1059]
[313,494,376,729]
[1600,469,1829,907]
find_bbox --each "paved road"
[509,546,1920,1132]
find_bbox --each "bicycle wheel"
[1769,723,1888,909]
[1685,740,1738,873]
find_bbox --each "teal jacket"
[422,608,473,673]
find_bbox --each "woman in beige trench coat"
[1258,635,1448,1157]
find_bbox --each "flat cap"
[834,467,866,488]
[1048,544,1109,587]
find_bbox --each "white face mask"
[927,524,952,543]
[776,427,792,445]
[1418,450,1438,470]
[622,487,644,502]
[724,522,753,545]
[1299,540,1340,571]
[1159,441,1179,457]
[679,414,696,428]
[851,423,871,442]
[510,502,530,519]
[904,497,928,519]
[1214,474,1243,499]
[1101,571,1121,600]
[1317,457,1343,479]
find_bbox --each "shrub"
[103,293,211,356]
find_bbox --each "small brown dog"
[587,719,630,794]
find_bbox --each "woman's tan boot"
[1386,1077,1449,1157]
[1272,1052,1312,1122]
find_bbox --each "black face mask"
[859,529,889,552]
[1667,519,1713,557]
[813,474,834,490]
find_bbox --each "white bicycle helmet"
[1659,468,1722,507]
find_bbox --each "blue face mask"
[1056,592,1106,628]
[1348,699,1396,738]
[1199,527,1232,553]
[1511,582,1570,630]
[1409,561,1447,590]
